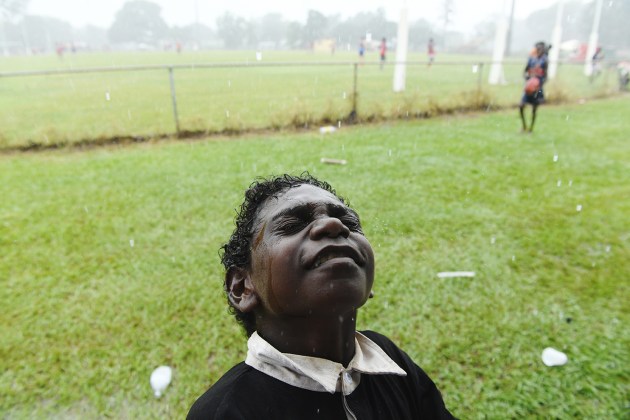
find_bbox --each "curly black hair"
[220,173,346,336]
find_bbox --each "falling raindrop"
[472,65,478,73]
[576,204,582,212]
[105,90,111,101]
[490,236,496,244]
[130,239,135,247]
[342,91,347,99]
[225,110,230,118]
[84,206,89,213]
[557,180,562,187]
[565,115,570,121]
[127,109,132,120]
[255,51,262,61]
[338,120,341,128]
[605,245,611,253]
[341,144,345,151]
[553,154,558,162]
[388,149,392,157]
[512,255,516,262]
[227,80,231,88]
[568,180,573,187]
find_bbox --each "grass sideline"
[1,96,629,418]
[0,50,620,149]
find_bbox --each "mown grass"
[0,50,620,148]
[1,96,629,418]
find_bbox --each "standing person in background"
[379,38,387,70]
[590,47,604,83]
[427,38,435,66]
[358,39,366,64]
[519,41,549,133]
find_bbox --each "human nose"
[309,217,350,240]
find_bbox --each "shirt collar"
[245,331,407,395]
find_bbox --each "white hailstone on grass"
[541,348,568,367]
[150,366,173,398]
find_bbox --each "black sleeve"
[361,330,457,419]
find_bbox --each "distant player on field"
[519,41,549,133]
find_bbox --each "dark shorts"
[521,89,545,106]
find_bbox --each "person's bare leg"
[520,105,527,131]
[529,104,538,132]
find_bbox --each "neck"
[256,310,358,366]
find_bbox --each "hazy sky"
[26,0,572,33]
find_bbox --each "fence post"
[477,62,484,93]
[168,67,181,136]
[350,63,358,121]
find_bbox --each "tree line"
[1,0,628,55]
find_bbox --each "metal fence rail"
[0,59,620,148]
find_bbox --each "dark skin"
[520,43,546,132]
[227,185,375,366]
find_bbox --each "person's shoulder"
[187,362,263,419]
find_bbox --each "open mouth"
[310,246,363,268]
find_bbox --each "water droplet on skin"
[576,204,582,212]
[553,155,559,162]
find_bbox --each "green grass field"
[1,95,629,418]
[0,50,620,149]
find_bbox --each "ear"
[226,267,258,313]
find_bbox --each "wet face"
[248,184,375,319]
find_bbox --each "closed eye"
[341,215,363,233]
[276,217,308,235]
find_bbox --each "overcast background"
[27,0,574,34]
